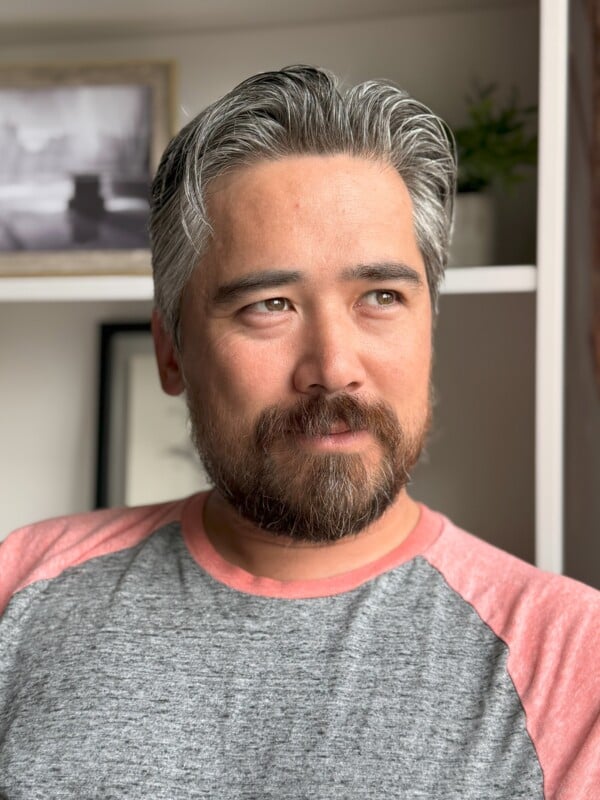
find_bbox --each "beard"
[187,391,430,544]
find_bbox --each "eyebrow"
[213,269,302,305]
[340,262,424,286]
[211,261,423,306]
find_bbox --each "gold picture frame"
[0,60,175,277]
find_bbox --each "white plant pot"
[448,191,495,267]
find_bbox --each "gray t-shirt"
[0,493,598,798]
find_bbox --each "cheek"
[193,333,292,417]
[369,326,432,405]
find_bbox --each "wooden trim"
[591,0,600,391]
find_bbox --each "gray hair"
[150,65,456,346]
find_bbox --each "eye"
[360,289,403,307]
[244,297,291,314]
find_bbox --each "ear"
[151,308,185,396]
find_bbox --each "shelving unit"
[535,0,569,575]
[1,0,578,581]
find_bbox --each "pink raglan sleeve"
[0,498,189,616]
[425,521,600,799]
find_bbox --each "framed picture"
[96,322,211,508]
[0,61,174,277]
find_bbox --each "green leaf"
[452,82,538,192]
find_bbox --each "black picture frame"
[95,321,210,508]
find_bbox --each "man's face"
[157,154,433,542]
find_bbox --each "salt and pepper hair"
[150,65,457,347]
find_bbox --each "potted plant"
[449,83,537,266]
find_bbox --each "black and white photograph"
[0,85,152,251]
[0,61,173,275]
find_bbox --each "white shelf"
[442,265,536,294]
[0,266,536,303]
[0,275,154,302]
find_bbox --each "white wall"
[0,4,539,539]
[0,6,539,123]
[1,301,152,533]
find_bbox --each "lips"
[323,422,352,435]
[285,421,356,437]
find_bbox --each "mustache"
[254,394,403,450]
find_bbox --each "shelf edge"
[442,266,537,294]
[0,275,155,302]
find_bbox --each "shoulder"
[0,496,195,615]
[422,513,600,798]
[423,516,600,631]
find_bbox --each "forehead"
[198,154,424,285]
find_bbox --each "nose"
[292,314,367,396]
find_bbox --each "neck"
[202,489,421,581]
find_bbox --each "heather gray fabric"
[0,522,543,799]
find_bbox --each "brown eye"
[243,297,291,314]
[263,298,288,312]
[362,290,401,307]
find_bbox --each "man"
[0,66,598,799]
